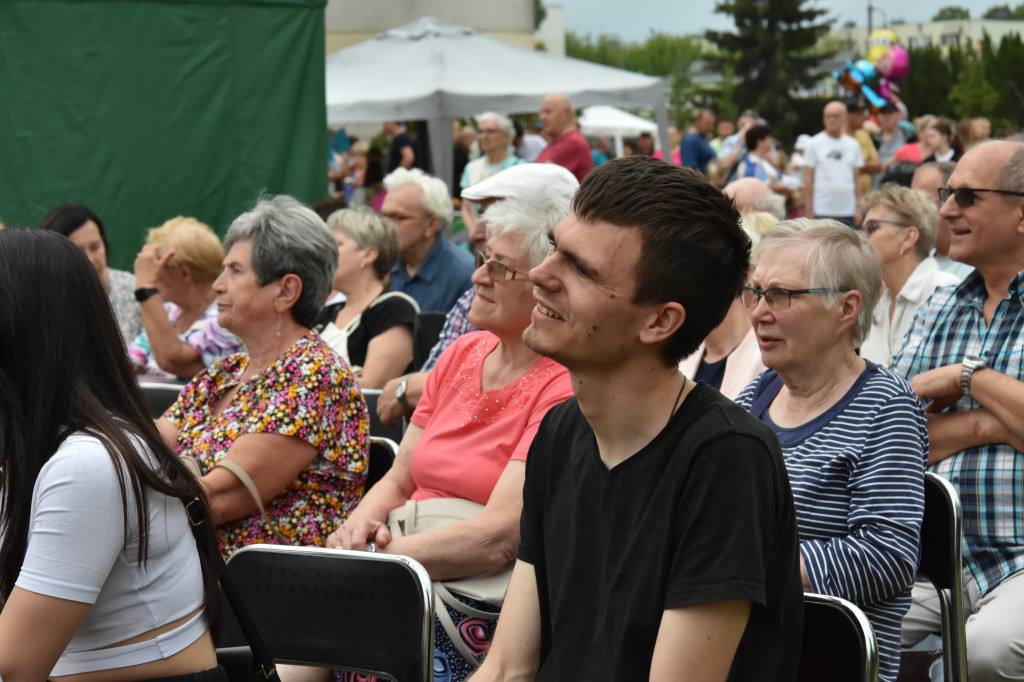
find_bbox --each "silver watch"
[396,375,414,412]
[961,357,986,396]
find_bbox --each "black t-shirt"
[387,132,416,173]
[519,384,803,681]
[314,293,418,370]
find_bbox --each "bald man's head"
[823,101,846,137]
[724,178,773,215]
[540,94,576,138]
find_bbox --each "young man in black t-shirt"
[473,156,804,681]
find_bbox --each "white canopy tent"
[578,105,659,158]
[325,16,670,191]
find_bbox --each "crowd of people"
[2,88,1023,682]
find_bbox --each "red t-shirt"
[409,331,573,504]
[535,129,594,182]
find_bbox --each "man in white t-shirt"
[803,101,864,227]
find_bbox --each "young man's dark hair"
[744,124,772,153]
[572,155,749,362]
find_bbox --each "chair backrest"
[798,593,879,682]
[918,472,963,591]
[224,545,434,681]
[412,311,447,371]
[367,437,398,490]
[139,381,185,418]
[362,388,406,443]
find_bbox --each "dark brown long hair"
[0,229,220,632]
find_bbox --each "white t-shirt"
[10,432,206,675]
[804,132,864,217]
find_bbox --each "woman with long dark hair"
[0,229,224,681]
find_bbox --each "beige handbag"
[387,497,514,669]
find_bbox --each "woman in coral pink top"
[327,189,574,681]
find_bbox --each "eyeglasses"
[863,219,912,235]
[938,186,1024,208]
[741,285,849,310]
[478,129,506,136]
[474,249,531,282]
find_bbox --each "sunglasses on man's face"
[938,186,1024,208]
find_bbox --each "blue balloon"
[854,59,877,82]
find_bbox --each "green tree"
[565,31,626,69]
[534,0,546,29]
[983,4,1013,19]
[899,44,953,116]
[981,31,1024,128]
[566,31,705,125]
[950,59,1000,118]
[705,0,834,143]
[932,5,970,20]
[1014,3,1024,19]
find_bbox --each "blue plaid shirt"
[421,287,479,371]
[892,269,1024,596]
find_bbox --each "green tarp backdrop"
[0,0,327,270]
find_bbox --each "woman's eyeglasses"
[741,286,849,311]
[474,250,531,282]
[938,186,1024,208]
[863,219,911,235]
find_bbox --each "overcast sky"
[553,0,1010,42]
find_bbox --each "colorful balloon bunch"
[833,29,910,111]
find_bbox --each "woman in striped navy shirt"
[735,219,928,682]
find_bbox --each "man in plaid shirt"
[893,140,1024,679]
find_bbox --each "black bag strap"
[748,375,784,419]
[183,497,280,680]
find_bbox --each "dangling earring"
[276,312,282,337]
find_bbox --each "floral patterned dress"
[166,330,369,557]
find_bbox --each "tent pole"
[428,115,454,200]
[653,91,671,164]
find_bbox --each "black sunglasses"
[938,186,1024,208]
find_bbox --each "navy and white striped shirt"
[892,270,1024,597]
[737,363,927,682]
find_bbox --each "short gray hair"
[860,184,939,260]
[224,195,337,328]
[481,185,573,267]
[327,207,400,282]
[383,168,452,232]
[477,112,514,137]
[755,218,881,345]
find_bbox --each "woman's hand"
[326,515,393,551]
[134,244,175,288]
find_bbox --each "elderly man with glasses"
[893,140,1024,680]
[380,168,475,314]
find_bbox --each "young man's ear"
[638,302,686,347]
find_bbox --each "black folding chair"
[221,545,434,681]
[412,311,447,371]
[798,593,880,682]
[367,436,399,490]
[913,472,968,682]
[139,380,185,418]
[362,388,406,443]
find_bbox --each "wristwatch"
[134,287,160,303]
[960,356,986,396]
[396,375,414,413]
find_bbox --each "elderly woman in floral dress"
[158,196,368,557]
